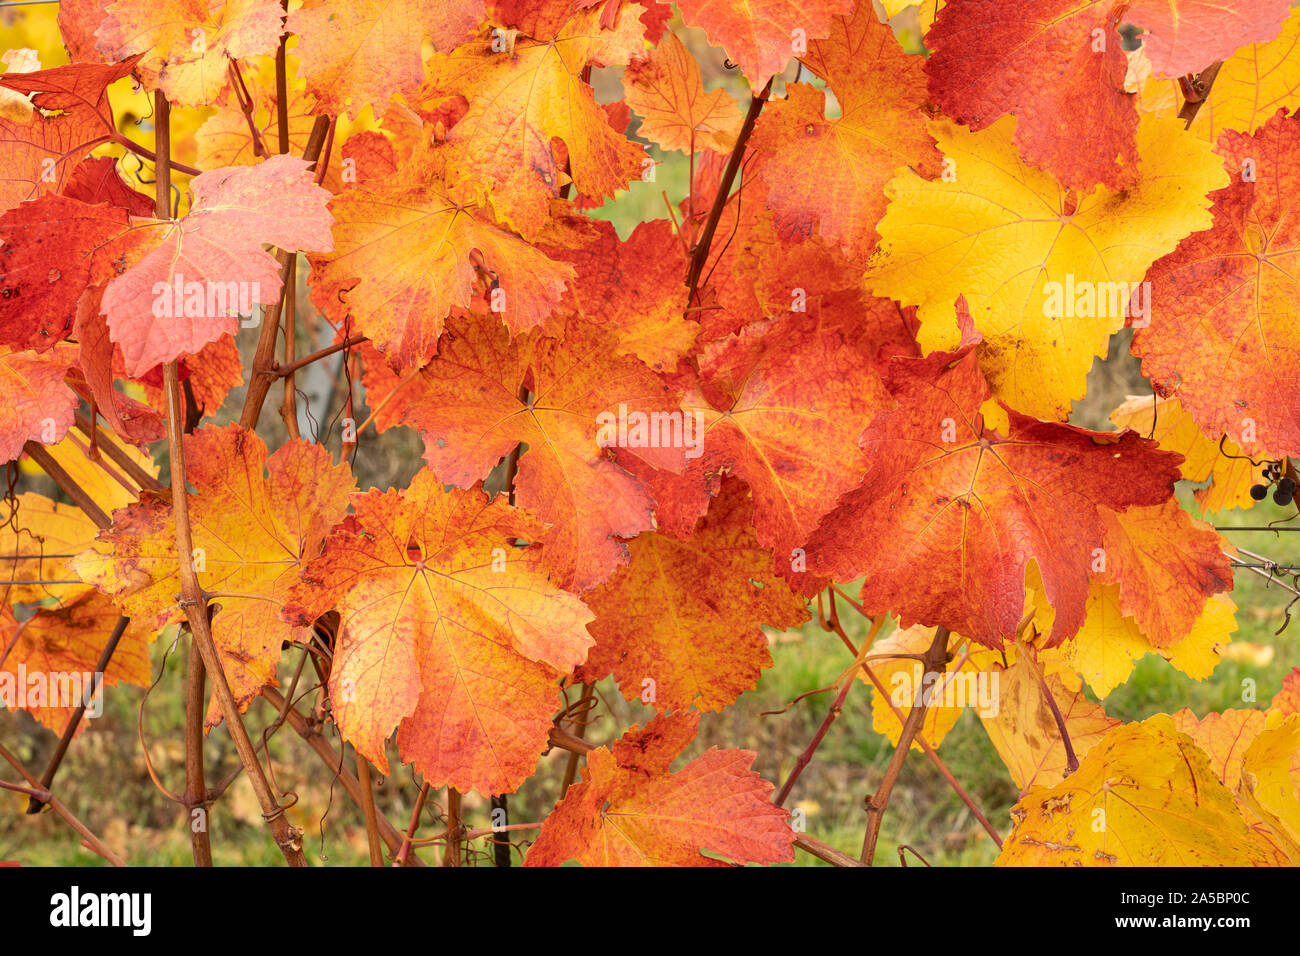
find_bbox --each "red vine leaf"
[285,471,596,794]
[576,479,809,712]
[525,712,796,866]
[803,300,1184,648]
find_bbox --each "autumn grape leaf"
[997,715,1274,865]
[1036,575,1236,698]
[802,311,1184,648]
[0,194,152,352]
[1131,109,1300,458]
[924,0,1138,190]
[94,0,285,106]
[284,471,594,794]
[309,177,573,369]
[0,592,151,737]
[865,624,1004,751]
[422,4,647,239]
[287,0,483,120]
[100,154,334,377]
[0,57,141,213]
[575,479,808,713]
[669,0,854,90]
[1125,0,1291,79]
[662,309,892,571]
[750,1,939,255]
[70,426,356,725]
[980,656,1119,791]
[0,344,77,462]
[1240,713,1300,854]
[622,31,741,154]
[525,712,795,866]
[866,113,1227,420]
[1109,394,1260,513]
[543,218,694,371]
[1096,499,1232,648]
[1165,5,1300,144]
[396,314,679,591]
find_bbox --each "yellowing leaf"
[1039,583,1236,698]
[866,113,1228,419]
[1240,713,1300,853]
[95,0,285,106]
[309,179,574,369]
[998,715,1273,866]
[1109,394,1262,513]
[575,480,808,713]
[287,0,484,119]
[285,471,596,794]
[750,2,939,255]
[525,713,795,867]
[422,5,646,239]
[981,658,1119,791]
[623,32,742,154]
[71,426,357,725]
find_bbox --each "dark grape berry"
[1278,477,1297,497]
[1250,484,1269,500]
[1273,486,1294,507]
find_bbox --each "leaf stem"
[184,622,213,865]
[775,616,885,807]
[684,78,771,303]
[165,355,306,865]
[794,833,862,867]
[275,335,367,377]
[355,753,385,866]
[860,625,950,865]
[393,782,430,867]
[237,115,331,432]
[25,616,130,815]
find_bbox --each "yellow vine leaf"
[997,715,1275,866]
[866,112,1227,420]
[980,657,1119,791]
